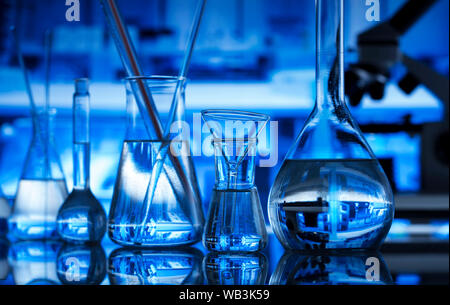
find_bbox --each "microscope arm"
[401,54,449,120]
[389,0,438,36]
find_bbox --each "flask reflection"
[270,251,392,285]
[108,247,204,285]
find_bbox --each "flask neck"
[214,140,256,190]
[315,0,345,112]
[73,79,90,190]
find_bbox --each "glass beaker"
[269,251,392,285]
[108,76,204,247]
[268,0,394,250]
[203,252,268,285]
[56,79,107,243]
[202,110,269,252]
[9,109,68,240]
[108,247,204,285]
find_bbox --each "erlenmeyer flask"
[108,76,204,247]
[268,0,394,250]
[9,109,68,240]
[202,110,269,252]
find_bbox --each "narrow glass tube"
[73,79,90,190]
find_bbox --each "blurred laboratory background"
[0,0,448,285]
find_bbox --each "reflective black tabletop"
[0,230,448,285]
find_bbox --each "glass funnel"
[268,0,394,251]
[108,76,204,247]
[202,110,269,252]
[56,79,107,243]
[9,109,68,240]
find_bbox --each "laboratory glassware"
[108,248,204,285]
[9,109,68,240]
[109,76,204,247]
[268,0,394,250]
[202,110,269,252]
[57,243,106,285]
[269,251,392,285]
[56,79,107,243]
[0,187,10,235]
[8,240,62,285]
[203,252,268,285]
[100,0,203,211]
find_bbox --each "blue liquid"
[269,159,394,250]
[203,188,267,252]
[57,189,107,243]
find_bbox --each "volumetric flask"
[9,109,68,240]
[268,0,394,251]
[56,79,107,243]
[202,110,269,252]
[108,76,204,247]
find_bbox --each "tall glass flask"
[268,0,394,250]
[202,110,269,252]
[109,76,204,247]
[57,79,107,243]
[9,110,68,240]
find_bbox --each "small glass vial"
[56,79,106,243]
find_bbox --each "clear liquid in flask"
[9,179,68,239]
[108,140,196,246]
[204,188,267,252]
[269,159,394,250]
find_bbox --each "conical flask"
[202,110,269,252]
[268,0,394,250]
[57,79,107,243]
[108,76,204,247]
[9,109,68,240]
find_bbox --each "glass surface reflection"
[108,247,204,285]
[8,240,62,285]
[56,243,106,285]
[270,251,392,285]
[0,238,9,280]
[203,252,268,285]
